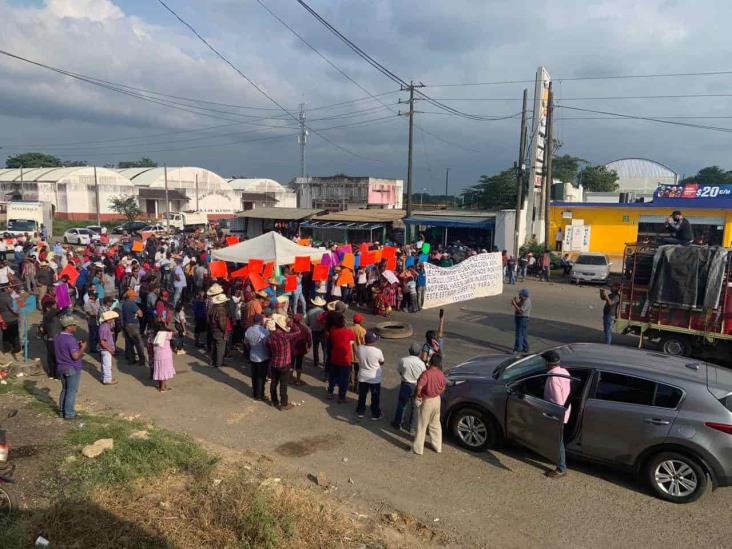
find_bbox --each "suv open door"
[505,373,573,465]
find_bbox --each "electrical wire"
[156,0,382,163]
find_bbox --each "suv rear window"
[595,372,683,408]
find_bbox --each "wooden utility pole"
[195,173,199,211]
[444,167,450,206]
[93,165,101,226]
[399,81,424,242]
[513,88,529,256]
[543,83,554,252]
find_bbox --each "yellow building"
[549,189,732,255]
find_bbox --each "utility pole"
[399,81,424,242]
[444,168,450,207]
[513,89,529,256]
[195,173,199,211]
[163,164,170,229]
[93,165,101,226]
[543,83,554,252]
[298,103,308,178]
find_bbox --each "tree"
[580,165,619,192]
[552,155,586,184]
[61,160,88,167]
[109,195,142,222]
[6,152,63,168]
[461,168,517,209]
[680,166,732,185]
[117,157,158,169]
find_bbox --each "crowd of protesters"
[1,226,454,454]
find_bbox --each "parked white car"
[570,253,611,284]
[63,228,94,245]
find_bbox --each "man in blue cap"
[511,288,531,353]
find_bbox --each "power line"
[425,70,732,87]
[157,0,382,163]
[556,104,732,133]
[417,93,732,101]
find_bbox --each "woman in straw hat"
[152,320,175,392]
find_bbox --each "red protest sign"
[359,242,370,256]
[262,261,274,279]
[285,275,298,292]
[248,259,264,275]
[386,255,397,271]
[312,264,329,282]
[230,266,249,279]
[360,250,375,267]
[226,235,239,247]
[381,245,396,260]
[209,260,228,280]
[60,264,80,286]
[337,269,354,287]
[292,256,311,273]
[248,272,268,291]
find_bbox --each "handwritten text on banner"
[422,252,503,309]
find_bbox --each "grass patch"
[59,415,217,497]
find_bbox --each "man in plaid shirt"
[266,315,301,410]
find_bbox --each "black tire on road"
[449,407,499,452]
[660,335,690,357]
[0,486,18,516]
[645,451,708,503]
[374,321,413,339]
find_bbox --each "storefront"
[403,210,496,248]
[550,183,732,255]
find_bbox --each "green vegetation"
[117,157,158,168]
[5,152,86,168]
[579,165,619,192]
[680,165,732,185]
[109,195,143,222]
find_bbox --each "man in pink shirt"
[542,350,572,478]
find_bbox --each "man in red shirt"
[413,353,447,455]
[327,315,355,403]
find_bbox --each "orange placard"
[360,250,374,267]
[226,235,239,247]
[262,261,274,279]
[248,259,264,275]
[312,264,329,282]
[230,266,249,279]
[209,260,228,280]
[60,264,80,286]
[293,256,311,273]
[386,255,397,271]
[298,238,311,246]
[285,275,298,292]
[131,240,144,252]
[382,245,396,260]
[340,253,355,270]
[248,272,268,291]
[373,249,382,263]
[337,269,354,287]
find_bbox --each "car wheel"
[645,451,708,503]
[449,407,499,451]
[660,335,689,357]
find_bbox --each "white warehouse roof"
[228,178,287,193]
[604,158,677,179]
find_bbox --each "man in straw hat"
[245,313,270,401]
[208,292,229,368]
[307,295,327,370]
[55,315,86,419]
[98,309,119,385]
[266,314,299,410]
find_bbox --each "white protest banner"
[422,252,503,309]
[382,269,399,284]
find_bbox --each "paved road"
[28,280,732,548]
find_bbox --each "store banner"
[422,253,503,309]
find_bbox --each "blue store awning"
[403,214,495,229]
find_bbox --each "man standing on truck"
[663,210,694,245]
[600,283,621,345]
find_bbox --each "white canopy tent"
[211,231,325,266]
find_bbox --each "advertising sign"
[654,183,732,200]
[422,253,503,309]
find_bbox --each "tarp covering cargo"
[648,245,729,309]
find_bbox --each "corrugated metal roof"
[605,158,677,178]
[404,213,495,229]
[0,166,127,182]
[231,207,324,220]
[228,178,286,193]
[312,209,405,222]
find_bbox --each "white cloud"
[46,0,124,22]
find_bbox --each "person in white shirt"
[391,342,426,432]
[355,331,385,420]
[0,260,14,285]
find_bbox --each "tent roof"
[210,231,325,265]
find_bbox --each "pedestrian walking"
[153,321,176,392]
[600,283,621,345]
[208,292,229,368]
[40,297,63,379]
[412,354,447,455]
[391,342,426,433]
[55,315,86,420]
[307,296,326,368]
[98,310,119,385]
[245,313,270,401]
[355,331,385,420]
[327,314,355,403]
[512,288,531,353]
[121,289,146,365]
[267,314,299,410]
[349,313,366,391]
[541,350,572,478]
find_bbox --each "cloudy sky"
[1,0,732,193]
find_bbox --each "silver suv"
[441,343,732,503]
